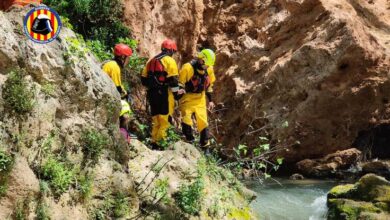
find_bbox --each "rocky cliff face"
[0,6,255,219]
[124,0,390,162]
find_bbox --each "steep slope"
[124,0,390,162]
[0,6,256,219]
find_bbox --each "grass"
[81,129,109,165]
[2,69,36,114]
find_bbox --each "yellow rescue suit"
[179,63,216,134]
[142,54,179,143]
[102,60,126,93]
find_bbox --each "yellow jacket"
[179,63,216,105]
[102,60,125,91]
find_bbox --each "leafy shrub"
[81,129,109,164]
[43,0,130,48]
[2,69,35,114]
[77,173,93,200]
[152,178,171,204]
[158,127,181,150]
[175,178,204,215]
[86,40,111,61]
[41,157,74,195]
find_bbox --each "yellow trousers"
[179,93,208,132]
[151,91,174,143]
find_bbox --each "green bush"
[175,178,205,215]
[43,0,130,48]
[41,157,74,195]
[2,70,35,114]
[81,129,109,164]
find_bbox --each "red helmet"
[161,39,177,52]
[114,44,133,57]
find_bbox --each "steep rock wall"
[124,0,390,162]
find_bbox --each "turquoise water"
[247,178,337,220]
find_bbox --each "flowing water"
[247,178,337,220]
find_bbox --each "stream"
[246,178,337,220]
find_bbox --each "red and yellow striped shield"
[23,6,62,44]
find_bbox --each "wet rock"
[296,148,362,177]
[362,160,390,176]
[289,173,305,180]
[327,174,390,219]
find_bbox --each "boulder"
[327,174,390,219]
[296,148,362,177]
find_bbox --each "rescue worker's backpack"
[185,61,211,93]
[146,53,169,89]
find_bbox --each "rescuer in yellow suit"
[141,39,185,150]
[179,49,216,147]
[102,43,133,97]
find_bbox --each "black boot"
[200,128,210,147]
[182,123,194,143]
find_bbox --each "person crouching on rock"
[102,43,133,98]
[179,49,216,147]
[119,100,137,143]
[141,39,185,150]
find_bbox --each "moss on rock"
[328,184,355,199]
[327,174,390,220]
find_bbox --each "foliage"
[77,172,93,201]
[152,178,171,204]
[2,69,36,114]
[92,191,130,219]
[0,150,13,173]
[14,200,27,220]
[0,150,14,197]
[227,135,284,180]
[175,178,205,215]
[43,0,130,48]
[158,127,181,150]
[36,202,50,220]
[63,36,90,62]
[41,82,56,97]
[113,192,131,218]
[81,129,109,165]
[86,40,111,61]
[41,157,75,195]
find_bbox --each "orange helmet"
[114,44,133,56]
[161,39,177,52]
